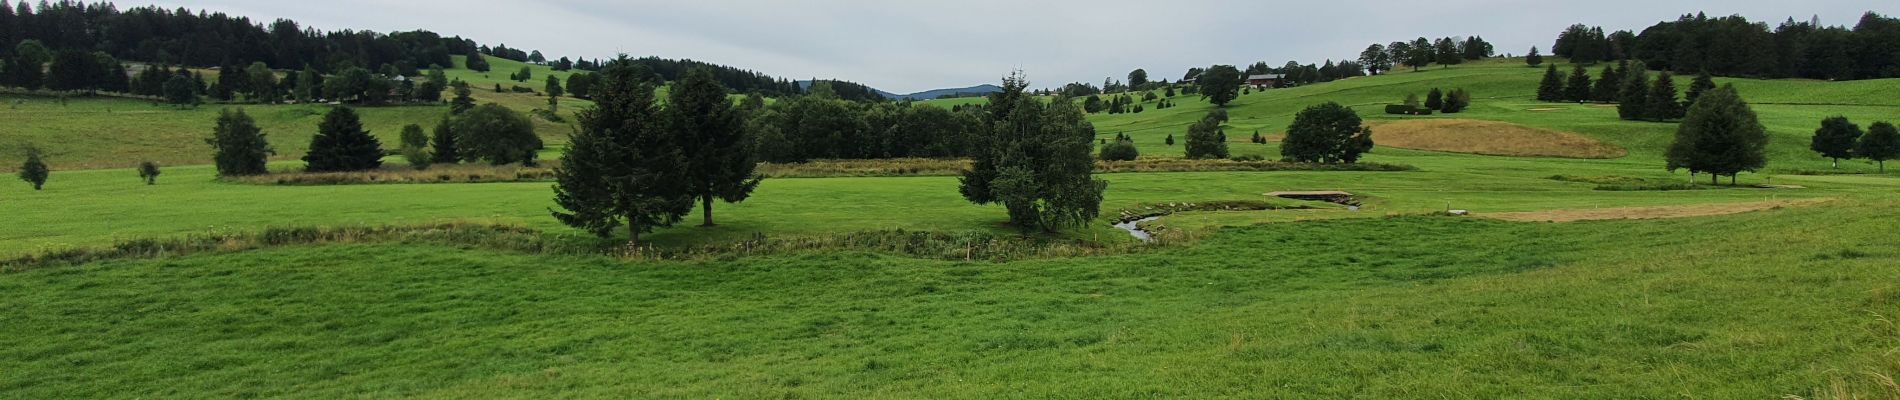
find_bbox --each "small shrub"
[1099,140,1139,161]
[137,161,161,185]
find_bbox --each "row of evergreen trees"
[208,95,538,178]
[1537,61,1717,122]
[1549,12,1900,80]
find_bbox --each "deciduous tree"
[1810,116,1863,168]
[1857,121,1900,172]
[1667,85,1767,184]
[1281,102,1374,164]
[1196,64,1242,107]
[206,109,272,176]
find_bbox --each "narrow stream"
[1112,217,1161,242]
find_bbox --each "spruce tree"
[17,145,47,190]
[430,115,458,164]
[206,109,272,176]
[1644,72,1683,121]
[1666,85,1767,185]
[1616,62,1650,120]
[1425,88,1444,111]
[1165,134,1175,145]
[302,107,384,172]
[1564,65,1592,103]
[1857,122,1900,173]
[1810,116,1863,168]
[1535,65,1565,101]
[669,67,761,227]
[1685,71,1716,107]
[552,57,693,244]
[1592,63,1621,102]
[1527,46,1544,67]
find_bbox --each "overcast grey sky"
[147,1,1894,93]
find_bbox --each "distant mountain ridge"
[796,81,1003,101]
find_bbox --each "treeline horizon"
[0,0,877,97]
[1548,11,1900,80]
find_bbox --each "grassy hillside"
[4,56,1900,398]
[2,201,1895,398]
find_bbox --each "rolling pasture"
[2,57,1898,398]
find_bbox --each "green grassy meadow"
[3,57,1899,398]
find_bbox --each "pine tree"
[1684,71,1716,107]
[670,67,761,227]
[430,115,458,164]
[1536,65,1564,101]
[1667,85,1767,185]
[1165,134,1175,145]
[206,109,272,176]
[1564,65,1592,103]
[1644,72,1683,121]
[17,145,47,190]
[1616,62,1651,120]
[552,57,693,244]
[302,107,383,172]
[1810,116,1863,168]
[450,80,474,115]
[1592,63,1621,102]
[1527,46,1544,67]
[1425,88,1444,110]
[1857,122,1900,173]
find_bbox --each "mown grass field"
[2,56,1899,398]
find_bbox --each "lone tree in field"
[303,107,384,172]
[17,146,48,190]
[1526,46,1544,67]
[670,67,761,227]
[959,72,1107,233]
[552,57,693,245]
[452,103,541,165]
[545,75,564,112]
[207,109,273,176]
[1811,116,1864,168]
[1536,65,1563,101]
[1184,110,1230,159]
[137,161,161,185]
[399,124,431,170]
[1563,65,1592,103]
[1196,65,1242,107]
[1858,122,1900,173]
[1281,102,1374,164]
[1644,72,1684,121]
[1666,85,1767,185]
[430,115,458,164]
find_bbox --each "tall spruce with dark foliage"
[670,67,761,227]
[552,58,693,244]
[302,107,383,172]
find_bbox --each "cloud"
[146,0,1894,93]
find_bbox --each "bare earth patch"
[1367,119,1626,159]
[1478,199,1833,223]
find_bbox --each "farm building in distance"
[1248,74,1285,89]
